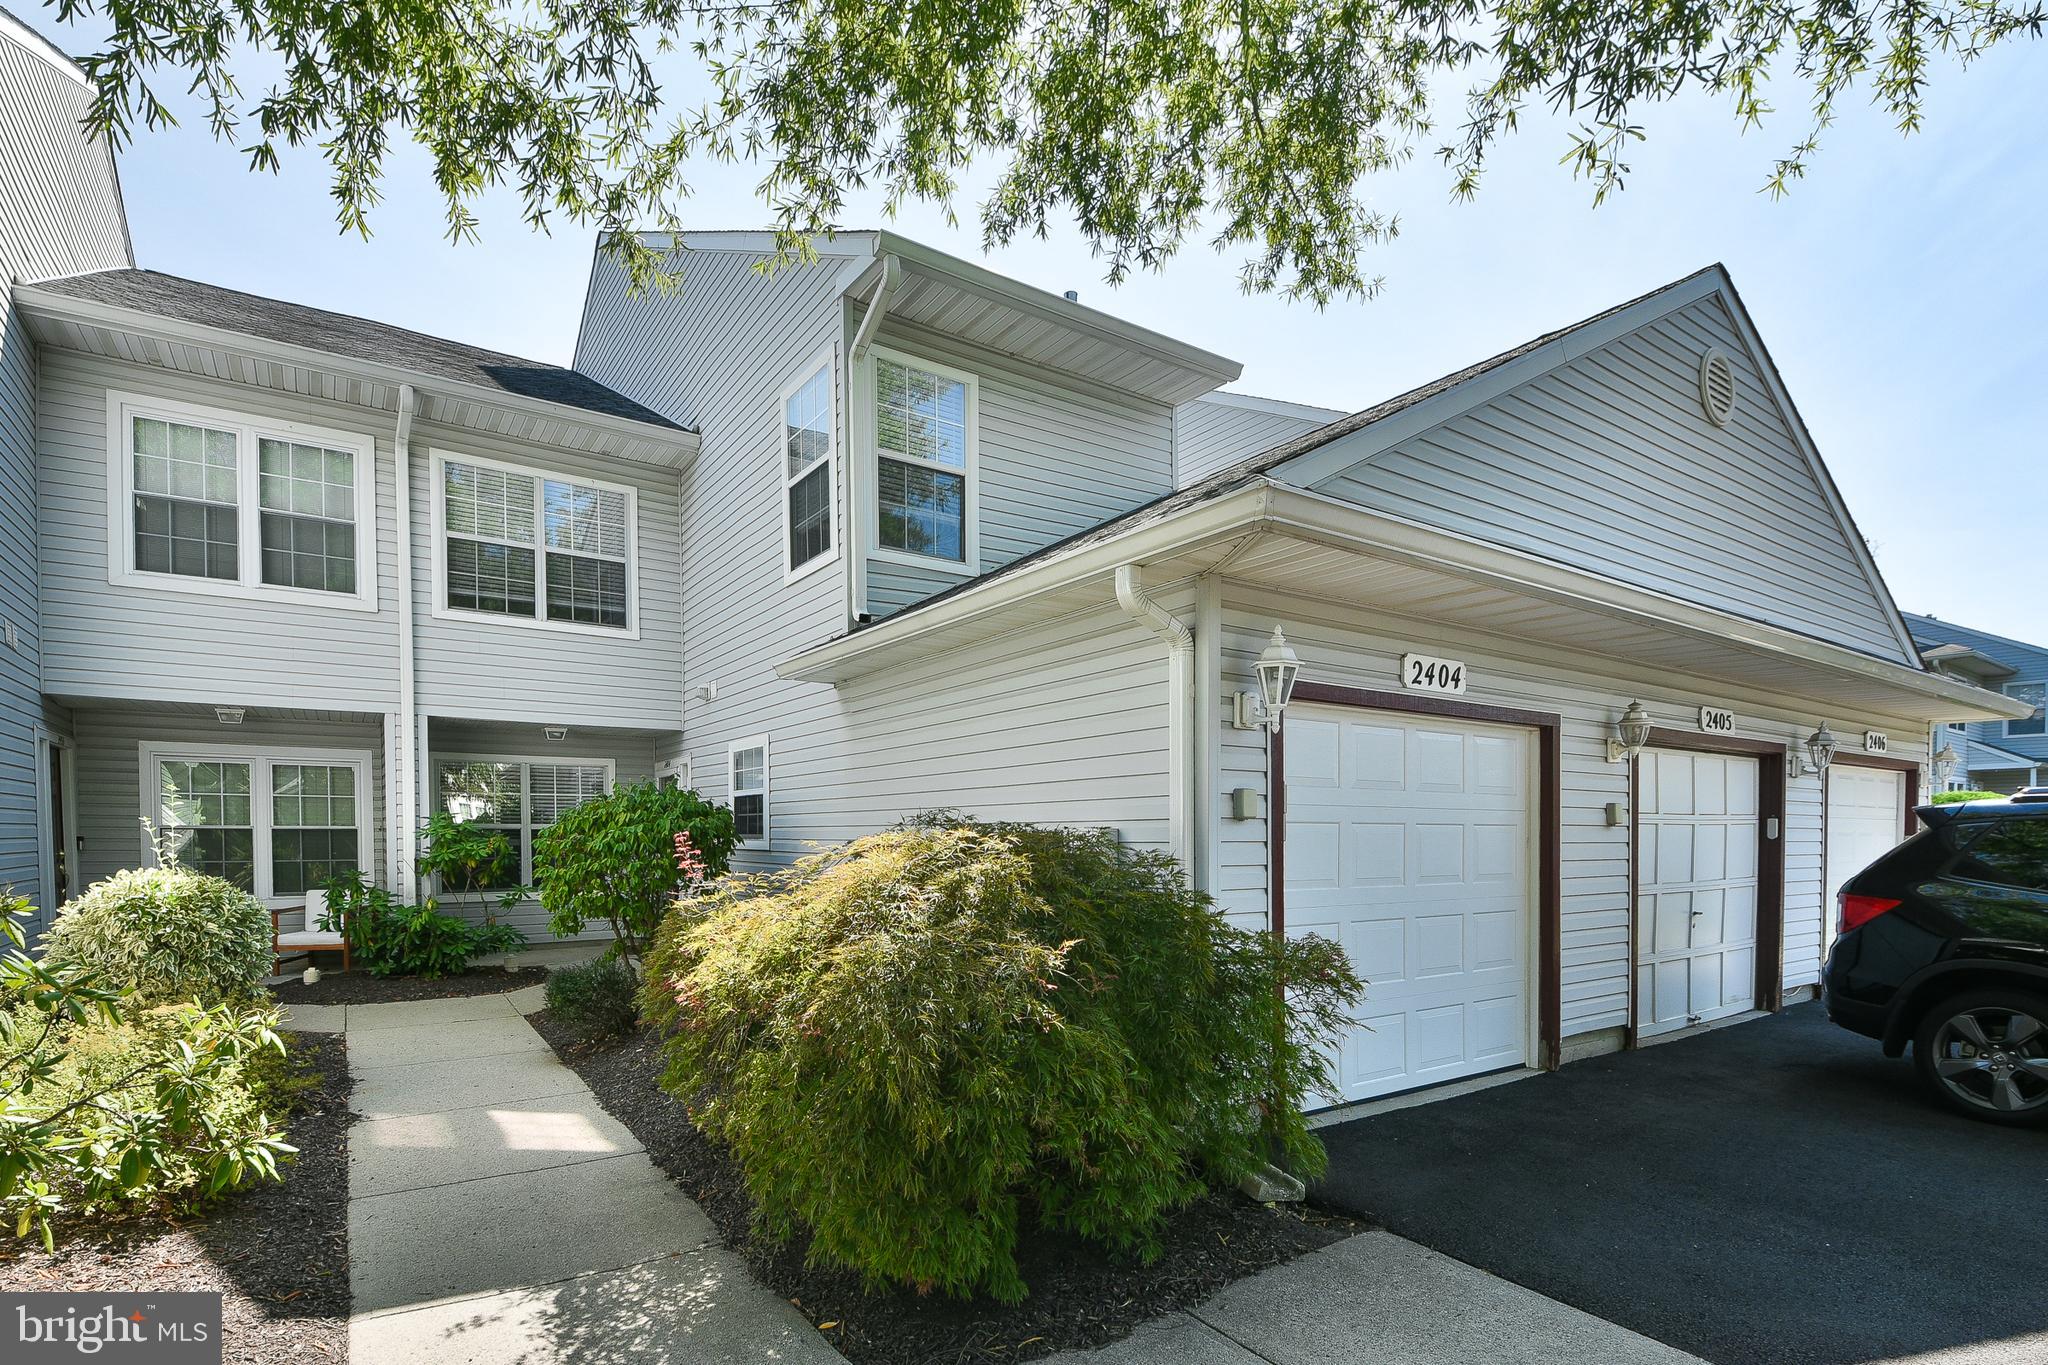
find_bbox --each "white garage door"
[1284,703,1533,1104]
[1636,749,1761,1039]
[1825,766,1907,959]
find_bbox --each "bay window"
[436,452,636,634]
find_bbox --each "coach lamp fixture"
[1933,744,1959,789]
[1789,722,1838,778]
[1606,700,1652,763]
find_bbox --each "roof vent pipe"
[1063,289,1078,303]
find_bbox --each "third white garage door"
[1284,703,1534,1104]
[1824,765,1908,961]
[1635,749,1761,1039]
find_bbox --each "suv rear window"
[1950,818,2048,891]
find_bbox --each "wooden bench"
[272,889,350,975]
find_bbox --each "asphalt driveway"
[1312,1003,2048,1365]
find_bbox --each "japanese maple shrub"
[534,783,736,966]
[641,817,1362,1301]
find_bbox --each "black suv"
[1824,791,2048,1126]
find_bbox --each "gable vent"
[1699,348,1737,427]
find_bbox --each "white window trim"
[856,344,980,574]
[2005,680,2046,739]
[105,390,380,612]
[728,735,769,849]
[428,448,642,640]
[432,752,618,887]
[780,347,841,586]
[136,740,376,908]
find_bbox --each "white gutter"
[393,384,419,899]
[845,255,899,626]
[1115,564,1195,874]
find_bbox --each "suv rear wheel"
[1913,988,2048,1127]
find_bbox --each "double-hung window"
[782,359,836,578]
[113,392,376,609]
[2007,682,2045,738]
[437,452,636,634]
[729,738,768,846]
[142,744,372,904]
[868,349,975,566]
[435,757,613,886]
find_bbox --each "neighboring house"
[1,51,2028,1104]
[1905,612,2048,791]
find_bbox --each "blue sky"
[22,7,2047,644]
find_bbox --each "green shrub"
[42,865,272,1004]
[416,810,521,896]
[324,873,525,978]
[2,899,294,1248]
[641,817,1362,1301]
[535,782,737,964]
[544,956,640,1042]
[1932,789,2006,804]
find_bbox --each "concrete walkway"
[281,994,1697,1365]
[309,991,842,1364]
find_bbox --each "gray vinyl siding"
[409,419,685,728]
[36,349,402,710]
[1302,295,1911,664]
[858,314,1176,617]
[1172,396,1336,487]
[0,19,130,911]
[423,717,659,941]
[66,703,387,921]
[1208,582,1931,1042]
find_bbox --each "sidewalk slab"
[350,1245,845,1363]
[348,1015,549,1070]
[347,994,519,1032]
[350,1092,644,1197]
[277,1002,346,1034]
[1064,1314,1262,1363]
[350,1152,716,1313]
[505,983,548,1015]
[352,1049,588,1120]
[1190,1232,1703,1365]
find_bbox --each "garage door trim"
[1628,726,1787,1048]
[1273,682,1565,1069]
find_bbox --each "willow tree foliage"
[52,0,2045,301]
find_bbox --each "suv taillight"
[1839,893,1901,934]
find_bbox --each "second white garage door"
[1635,749,1761,1039]
[1284,703,1534,1104]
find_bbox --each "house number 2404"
[1401,653,1468,695]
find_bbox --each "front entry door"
[1636,749,1762,1039]
[48,742,71,908]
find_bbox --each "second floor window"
[438,454,635,633]
[114,392,375,609]
[783,361,835,577]
[872,351,975,565]
[2007,682,2045,738]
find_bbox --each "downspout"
[845,255,899,627]
[1115,564,1195,874]
[392,384,419,900]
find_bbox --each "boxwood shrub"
[42,866,272,1004]
[641,816,1362,1301]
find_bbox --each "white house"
[0,23,2026,1104]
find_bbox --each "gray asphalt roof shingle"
[29,268,686,433]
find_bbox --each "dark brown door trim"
[1630,727,1789,1046]
[1273,683,1567,1069]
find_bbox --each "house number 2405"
[1401,653,1468,695]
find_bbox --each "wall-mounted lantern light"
[1788,722,1838,778]
[1232,626,1301,732]
[1932,744,1959,789]
[1606,700,1652,763]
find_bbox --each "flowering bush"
[641,816,1362,1301]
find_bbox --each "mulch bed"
[532,1014,1365,1365]
[274,965,547,1005]
[0,1032,353,1365]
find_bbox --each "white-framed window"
[781,353,837,582]
[729,737,768,846]
[107,391,378,611]
[2007,682,2046,738]
[434,755,614,887]
[862,346,977,569]
[655,755,692,792]
[431,450,639,638]
[138,742,374,905]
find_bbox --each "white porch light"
[1233,626,1301,732]
[1790,722,1838,778]
[1607,700,1652,763]
[1932,744,1959,788]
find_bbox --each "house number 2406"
[1401,653,1468,695]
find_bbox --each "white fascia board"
[1194,389,1346,423]
[12,285,700,465]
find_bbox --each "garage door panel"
[1414,913,1466,978]
[1473,824,1518,882]
[1291,717,1344,787]
[1472,733,1521,794]
[1348,724,1406,789]
[1657,823,1695,882]
[1290,821,1342,888]
[1695,759,1728,816]
[1720,946,1756,1006]
[1695,824,1727,880]
[1724,885,1756,942]
[1472,909,1520,970]
[1415,823,1467,882]
[1351,823,1405,885]
[1691,887,1727,947]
